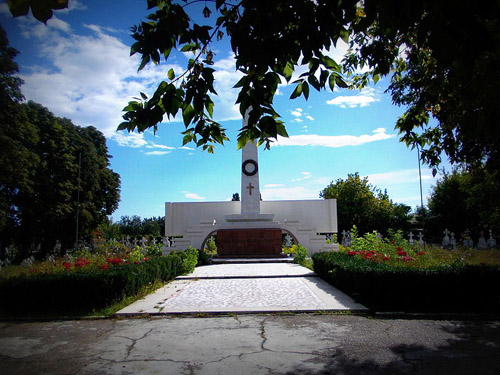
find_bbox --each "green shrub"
[182,247,198,273]
[0,254,185,314]
[312,251,500,312]
[292,244,308,265]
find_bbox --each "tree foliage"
[0,26,121,259]
[115,215,165,237]
[345,1,500,175]
[320,173,411,235]
[9,1,500,176]
[6,0,68,23]
[427,168,500,240]
[118,0,356,151]
[8,0,500,177]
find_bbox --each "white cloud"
[293,172,312,182]
[293,118,303,123]
[306,115,315,121]
[19,24,182,141]
[16,21,243,148]
[291,110,302,117]
[145,151,171,156]
[182,191,206,200]
[112,132,148,148]
[264,184,284,188]
[326,87,380,108]
[146,143,176,150]
[274,128,395,148]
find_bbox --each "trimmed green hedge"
[0,250,197,314]
[312,252,500,312]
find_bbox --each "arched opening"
[200,230,218,253]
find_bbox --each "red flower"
[382,256,390,261]
[63,262,72,270]
[107,258,123,266]
[396,246,403,251]
[417,251,425,256]
[397,250,407,256]
[347,251,357,256]
[100,264,109,270]
[402,256,414,262]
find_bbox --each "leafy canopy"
[117,0,356,152]
[7,0,500,174]
[320,173,411,235]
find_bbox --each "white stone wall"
[165,199,338,255]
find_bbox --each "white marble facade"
[165,111,338,255]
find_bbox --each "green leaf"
[205,99,214,118]
[290,82,303,99]
[335,76,348,88]
[339,28,349,44]
[203,6,211,18]
[182,133,195,146]
[182,105,196,127]
[237,134,249,150]
[282,61,294,83]
[276,122,289,138]
[321,55,340,71]
[233,76,247,89]
[302,81,310,100]
[117,121,130,131]
[329,73,336,91]
[138,55,150,72]
[168,68,175,80]
[308,75,321,91]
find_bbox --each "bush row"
[312,252,500,312]
[0,249,198,314]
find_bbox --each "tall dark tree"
[0,26,38,256]
[345,1,500,175]
[117,215,165,237]
[320,173,411,235]
[0,27,120,258]
[11,102,121,257]
[427,168,500,241]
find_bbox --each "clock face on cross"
[242,159,258,176]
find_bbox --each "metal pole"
[75,152,81,247]
[417,144,426,249]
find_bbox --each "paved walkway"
[2,315,500,375]
[117,262,367,315]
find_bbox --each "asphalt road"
[1,314,499,375]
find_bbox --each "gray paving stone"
[117,263,367,315]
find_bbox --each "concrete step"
[212,257,294,264]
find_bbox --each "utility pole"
[75,152,81,248]
[417,144,426,249]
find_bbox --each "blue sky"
[0,0,448,221]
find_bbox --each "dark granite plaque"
[217,229,282,257]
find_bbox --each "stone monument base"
[216,228,283,257]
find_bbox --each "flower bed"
[0,247,198,315]
[313,251,500,312]
[312,229,500,312]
